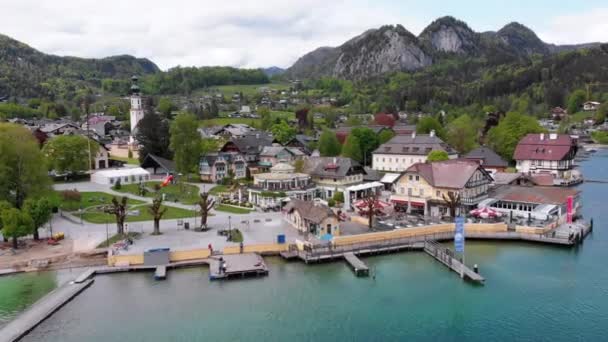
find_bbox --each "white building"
[129,76,145,144]
[91,167,151,185]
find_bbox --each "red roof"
[493,186,579,205]
[513,133,576,161]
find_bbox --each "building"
[335,125,393,144]
[283,199,340,238]
[140,154,176,176]
[248,163,316,209]
[129,76,145,144]
[39,122,80,137]
[285,134,317,155]
[463,147,509,174]
[199,152,247,182]
[391,160,493,216]
[550,107,568,120]
[91,167,151,185]
[220,132,276,166]
[372,131,458,172]
[514,133,581,186]
[259,145,306,168]
[479,185,581,221]
[583,101,601,111]
[93,141,110,170]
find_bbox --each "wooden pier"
[343,252,369,277]
[208,253,269,280]
[423,240,484,284]
[154,265,167,280]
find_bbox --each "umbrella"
[470,207,502,218]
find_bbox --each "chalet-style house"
[286,134,317,155]
[391,160,493,216]
[583,101,601,112]
[513,133,581,186]
[550,107,567,120]
[248,163,315,209]
[199,152,247,182]
[220,132,276,171]
[283,199,340,238]
[259,145,305,168]
[463,147,509,174]
[372,131,458,172]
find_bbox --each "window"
[436,191,440,197]
[408,188,412,196]
[415,176,419,181]
[408,175,413,181]
[383,158,385,162]
[399,187,404,194]
[420,188,424,196]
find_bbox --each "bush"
[333,191,344,203]
[327,198,336,207]
[112,179,122,190]
[61,189,81,202]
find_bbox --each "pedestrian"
[240,241,244,254]
[208,243,213,253]
[218,257,223,274]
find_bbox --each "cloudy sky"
[1,0,606,70]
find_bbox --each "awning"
[380,173,401,184]
[345,181,384,192]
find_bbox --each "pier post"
[474,264,478,274]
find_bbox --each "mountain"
[285,16,602,79]
[261,66,285,77]
[0,33,159,98]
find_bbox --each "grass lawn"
[110,155,140,165]
[96,232,141,248]
[51,191,145,212]
[81,204,196,224]
[208,184,231,195]
[195,83,291,97]
[199,118,260,127]
[114,181,201,205]
[215,204,253,214]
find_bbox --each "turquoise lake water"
[5,150,608,341]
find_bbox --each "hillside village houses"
[259,144,306,167]
[583,101,601,112]
[372,130,458,172]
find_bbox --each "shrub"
[327,198,336,207]
[62,189,81,202]
[112,179,122,190]
[333,191,344,203]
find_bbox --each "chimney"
[411,131,416,139]
[540,133,545,140]
[430,129,436,137]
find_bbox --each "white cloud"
[0,0,421,70]
[537,8,608,44]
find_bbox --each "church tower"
[129,75,145,144]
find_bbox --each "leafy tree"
[148,196,168,235]
[104,196,128,235]
[341,133,363,162]
[157,97,175,118]
[318,129,341,156]
[1,208,34,249]
[135,111,172,162]
[332,191,345,204]
[378,129,395,144]
[294,159,305,173]
[270,120,297,144]
[416,117,446,139]
[594,102,608,124]
[197,192,215,229]
[23,198,52,241]
[0,124,51,208]
[445,114,478,154]
[201,138,219,156]
[344,115,362,127]
[442,192,461,217]
[486,112,545,161]
[258,106,272,130]
[170,113,202,177]
[0,201,13,242]
[351,127,379,165]
[567,89,587,115]
[427,150,450,162]
[42,135,98,174]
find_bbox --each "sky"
[0,0,606,70]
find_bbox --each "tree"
[378,129,396,144]
[332,191,344,204]
[594,102,608,124]
[135,111,172,162]
[427,150,449,162]
[259,106,272,130]
[318,129,341,156]
[197,192,215,229]
[486,112,545,161]
[567,89,587,115]
[442,192,461,217]
[148,196,168,235]
[351,127,379,165]
[445,114,478,154]
[294,159,305,173]
[170,113,202,177]
[270,120,297,144]
[0,124,51,209]
[361,193,379,230]
[23,198,52,241]
[42,135,98,174]
[341,134,363,162]
[104,196,128,235]
[157,97,175,118]
[1,208,34,249]
[201,138,219,155]
[416,117,446,139]
[0,201,13,242]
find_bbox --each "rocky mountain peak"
[418,16,478,54]
[497,22,548,55]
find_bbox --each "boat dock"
[423,240,484,284]
[154,265,167,280]
[208,253,269,280]
[0,279,94,342]
[343,252,369,277]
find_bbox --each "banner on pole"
[454,216,465,253]
[566,195,573,224]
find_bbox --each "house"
[92,140,110,170]
[392,124,416,135]
[372,131,458,172]
[463,147,509,174]
[492,172,555,187]
[583,101,601,111]
[39,122,80,137]
[550,107,568,120]
[283,199,340,237]
[248,163,316,209]
[391,160,493,216]
[479,185,581,221]
[140,154,176,176]
[199,152,247,182]
[335,125,393,144]
[259,144,306,168]
[513,133,581,186]
[82,115,117,137]
[220,132,276,167]
[285,134,318,155]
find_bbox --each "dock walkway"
[343,252,369,277]
[154,265,167,280]
[0,279,94,342]
[423,240,484,284]
[208,253,268,280]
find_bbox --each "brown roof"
[284,199,336,224]
[403,160,491,189]
[463,147,508,168]
[513,133,577,161]
[491,185,579,205]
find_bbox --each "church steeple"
[129,75,145,144]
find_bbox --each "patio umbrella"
[471,207,502,218]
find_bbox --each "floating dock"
[208,253,269,280]
[423,240,484,284]
[0,279,94,342]
[343,252,369,277]
[154,265,167,280]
